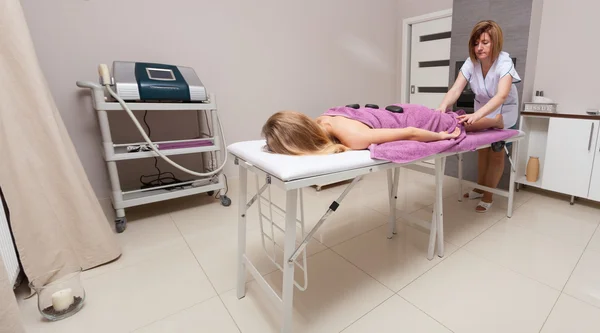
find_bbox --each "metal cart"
[76,81,230,233]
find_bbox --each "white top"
[460,51,521,128]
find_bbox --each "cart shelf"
[76,80,231,233]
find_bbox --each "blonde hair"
[261,111,349,155]
[468,20,503,63]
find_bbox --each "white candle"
[51,288,74,312]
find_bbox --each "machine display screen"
[147,68,175,81]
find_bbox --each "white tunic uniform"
[460,51,521,129]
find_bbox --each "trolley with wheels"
[76,62,231,232]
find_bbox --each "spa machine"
[77,62,230,233]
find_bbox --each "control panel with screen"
[146,68,176,81]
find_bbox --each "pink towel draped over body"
[322,104,519,163]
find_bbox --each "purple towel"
[322,104,519,164]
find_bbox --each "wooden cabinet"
[542,118,599,198]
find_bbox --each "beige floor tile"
[183,215,327,295]
[133,296,239,333]
[221,250,393,333]
[171,190,267,237]
[464,220,586,290]
[399,249,560,333]
[341,295,451,333]
[18,247,216,333]
[81,212,188,280]
[505,194,600,247]
[332,221,458,291]
[361,170,459,218]
[409,197,506,247]
[308,205,390,248]
[586,226,600,252]
[563,249,600,308]
[541,293,600,333]
[494,186,537,209]
[19,173,600,333]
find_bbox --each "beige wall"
[533,0,600,114]
[395,0,454,101]
[19,0,399,209]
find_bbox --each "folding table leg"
[237,165,248,299]
[281,189,298,333]
[457,153,464,202]
[387,168,400,239]
[427,207,437,260]
[435,157,446,258]
[392,168,400,235]
[507,141,518,218]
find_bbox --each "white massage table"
[227,130,524,333]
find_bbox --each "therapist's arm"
[474,74,512,118]
[437,72,469,112]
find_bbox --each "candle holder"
[29,266,86,321]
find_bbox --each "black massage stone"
[365,104,379,109]
[346,104,360,109]
[385,105,403,113]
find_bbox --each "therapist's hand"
[457,112,482,125]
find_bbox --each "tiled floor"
[15,168,600,332]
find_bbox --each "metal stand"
[76,81,230,232]
[231,134,522,333]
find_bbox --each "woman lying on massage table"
[261,103,504,156]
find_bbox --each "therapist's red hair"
[468,20,503,63]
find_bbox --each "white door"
[543,118,599,198]
[408,16,452,109]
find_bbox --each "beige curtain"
[0,0,121,297]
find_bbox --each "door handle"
[589,123,594,151]
[411,85,415,94]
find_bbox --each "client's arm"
[334,126,461,150]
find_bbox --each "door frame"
[399,9,453,104]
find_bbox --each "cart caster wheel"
[115,218,127,233]
[207,191,215,196]
[220,195,232,207]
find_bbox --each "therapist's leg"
[476,150,505,212]
[464,148,489,198]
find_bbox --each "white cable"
[103,83,228,177]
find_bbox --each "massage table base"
[232,136,521,333]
